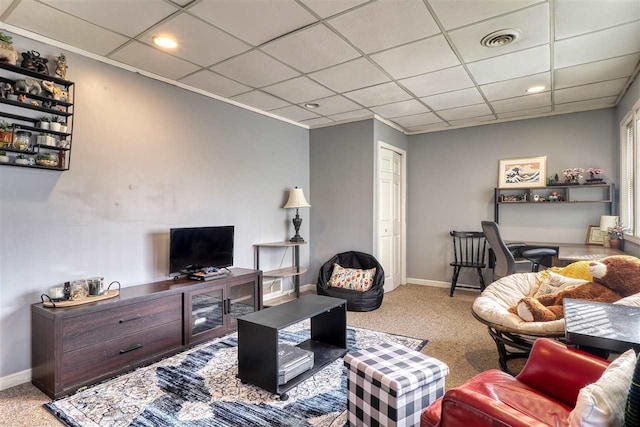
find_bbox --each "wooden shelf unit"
[254,241,307,298]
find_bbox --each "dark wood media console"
[31,268,262,399]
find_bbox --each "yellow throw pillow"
[541,260,594,281]
[327,263,376,292]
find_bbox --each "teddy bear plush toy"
[513,255,640,322]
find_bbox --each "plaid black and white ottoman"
[343,342,449,427]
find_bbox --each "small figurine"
[17,94,26,102]
[0,82,12,99]
[55,54,68,80]
[21,51,49,75]
[30,100,39,107]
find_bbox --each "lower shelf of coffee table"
[277,339,348,394]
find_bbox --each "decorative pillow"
[541,261,594,281]
[625,354,640,426]
[534,271,589,297]
[568,349,636,427]
[327,263,376,292]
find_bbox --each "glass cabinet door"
[191,288,225,337]
[228,281,257,326]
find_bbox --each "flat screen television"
[169,226,234,274]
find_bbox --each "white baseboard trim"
[0,368,31,391]
[406,278,480,293]
[263,283,315,301]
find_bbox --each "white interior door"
[378,146,402,292]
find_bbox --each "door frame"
[374,141,407,289]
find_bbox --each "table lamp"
[283,187,310,242]
[599,215,619,248]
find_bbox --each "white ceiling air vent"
[480,29,521,47]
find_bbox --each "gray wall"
[308,119,408,282]
[615,74,640,257]
[407,109,618,283]
[0,34,309,378]
[309,120,374,281]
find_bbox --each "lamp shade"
[600,215,619,232]
[283,187,310,209]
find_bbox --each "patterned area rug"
[45,322,426,427]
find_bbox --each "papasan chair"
[473,263,640,373]
[316,251,384,312]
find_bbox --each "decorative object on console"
[498,156,546,189]
[562,167,584,185]
[599,215,619,247]
[283,186,310,242]
[586,167,605,184]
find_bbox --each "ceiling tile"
[420,87,485,110]
[0,0,13,15]
[5,1,129,55]
[328,109,373,121]
[554,96,617,112]
[370,100,429,118]
[555,54,640,89]
[555,0,640,40]
[392,112,442,128]
[437,103,493,120]
[270,105,319,121]
[554,78,628,104]
[302,95,361,115]
[555,21,640,69]
[138,13,249,67]
[448,3,549,63]
[480,72,550,101]
[448,115,496,126]
[178,70,251,97]
[169,0,193,6]
[309,58,389,93]
[407,122,450,132]
[400,66,475,97]
[467,45,550,84]
[261,24,360,73]
[188,0,317,46]
[263,76,334,104]
[344,82,412,107]
[497,106,552,119]
[110,41,199,80]
[300,117,334,126]
[370,35,460,79]
[428,0,542,30]
[328,0,439,54]
[231,90,290,111]
[211,51,299,87]
[41,0,178,38]
[299,0,368,18]
[490,92,551,113]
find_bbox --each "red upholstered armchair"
[421,338,610,427]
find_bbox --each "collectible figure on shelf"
[15,78,42,95]
[0,82,12,99]
[0,32,18,65]
[21,50,49,75]
[55,54,68,80]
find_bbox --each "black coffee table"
[237,294,347,399]
[564,298,640,354]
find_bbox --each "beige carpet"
[0,284,499,426]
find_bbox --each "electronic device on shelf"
[169,226,234,277]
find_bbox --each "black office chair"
[481,221,557,278]
[449,231,487,296]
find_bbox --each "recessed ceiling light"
[480,29,521,47]
[526,85,546,94]
[152,36,177,49]
[305,103,319,109]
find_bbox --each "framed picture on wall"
[586,225,605,245]
[498,156,547,189]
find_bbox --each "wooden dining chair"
[450,231,487,296]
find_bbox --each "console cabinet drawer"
[62,295,182,352]
[61,319,182,389]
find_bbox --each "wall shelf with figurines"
[0,32,73,171]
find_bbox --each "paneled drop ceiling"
[1,0,639,134]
